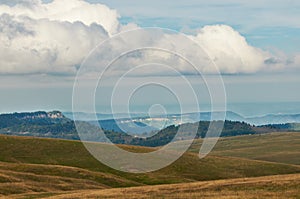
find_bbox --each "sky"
[0,0,299,116]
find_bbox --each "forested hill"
[0,111,67,127]
[130,121,270,147]
[0,111,79,140]
[0,111,298,147]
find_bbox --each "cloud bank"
[0,0,297,76]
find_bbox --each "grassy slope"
[0,162,105,196]
[189,132,300,165]
[42,174,300,199]
[0,161,141,196]
[0,133,299,197]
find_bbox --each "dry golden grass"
[43,174,300,199]
[0,133,300,198]
[0,161,140,198]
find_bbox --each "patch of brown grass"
[0,161,140,197]
[44,174,300,199]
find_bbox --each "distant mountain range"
[63,112,148,121]
[65,111,300,133]
[246,114,300,126]
[0,111,299,147]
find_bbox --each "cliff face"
[2,111,65,120]
[0,111,78,140]
[0,111,69,128]
[47,111,65,119]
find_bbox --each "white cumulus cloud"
[0,0,120,34]
[0,0,295,76]
[0,0,120,75]
[0,13,109,75]
[193,25,271,74]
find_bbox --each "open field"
[0,132,299,198]
[190,132,300,165]
[38,173,300,199]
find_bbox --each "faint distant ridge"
[64,112,148,121]
[66,111,300,131]
[245,113,300,126]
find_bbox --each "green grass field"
[0,132,299,198]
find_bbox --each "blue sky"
[8,0,300,53]
[88,0,300,53]
[35,0,300,52]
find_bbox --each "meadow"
[0,132,299,198]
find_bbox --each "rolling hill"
[0,132,299,198]
[44,174,300,199]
